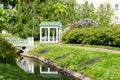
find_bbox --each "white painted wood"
[40,71,58,74]
[60,28,62,42]
[48,28,50,42]
[40,23,62,43]
[45,28,47,41]
[48,67,50,72]
[58,28,60,42]
[56,27,58,43]
[52,29,55,42]
[39,65,58,74]
[5,37,34,47]
[40,27,42,42]
[2,30,7,34]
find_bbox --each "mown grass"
[0,63,38,80]
[34,40,40,45]
[30,44,120,80]
[63,43,120,51]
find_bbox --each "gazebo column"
[52,28,55,42]
[48,28,50,42]
[45,28,47,41]
[56,27,58,42]
[58,28,60,42]
[59,28,62,42]
[40,27,42,42]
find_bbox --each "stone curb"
[22,54,94,80]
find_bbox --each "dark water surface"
[17,57,72,80]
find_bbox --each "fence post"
[28,37,31,45]
[28,37,34,46]
[31,37,34,46]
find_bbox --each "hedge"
[62,26,120,47]
[0,34,17,65]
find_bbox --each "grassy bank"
[0,63,38,80]
[30,44,120,80]
[63,43,120,51]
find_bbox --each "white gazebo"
[40,21,62,43]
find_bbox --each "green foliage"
[63,26,120,47]
[0,63,38,80]
[96,3,114,26]
[79,1,96,19]
[30,44,120,80]
[0,35,17,65]
[0,8,18,34]
[0,0,114,39]
[0,8,8,32]
[36,0,78,25]
[7,0,79,39]
[78,1,114,26]
[81,54,120,80]
[0,0,17,9]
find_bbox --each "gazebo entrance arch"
[40,22,62,43]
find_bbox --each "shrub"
[0,34,17,65]
[63,26,120,47]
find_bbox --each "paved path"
[24,44,120,54]
[23,45,38,54]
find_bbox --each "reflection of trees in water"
[41,66,48,71]
[17,58,34,73]
[30,60,72,80]
[23,60,26,65]
[18,58,72,80]
[34,62,39,75]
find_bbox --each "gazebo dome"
[39,21,62,43]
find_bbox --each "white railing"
[41,36,58,43]
[5,37,34,46]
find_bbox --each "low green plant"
[0,34,17,65]
[63,26,120,47]
[0,63,38,80]
[30,44,120,80]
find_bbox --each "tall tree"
[78,1,113,26]
[0,0,18,33]
[0,0,80,38]
[79,1,97,19]
[0,8,12,32]
[12,0,79,38]
[0,0,17,9]
[97,3,113,26]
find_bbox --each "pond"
[17,57,72,80]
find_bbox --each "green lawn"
[0,63,38,80]
[30,44,120,80]
[63,43,120,51]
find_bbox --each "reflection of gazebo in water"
[39,21,62,43]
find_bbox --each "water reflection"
[17,58,34,73]
[17,57,72,80]
[40,65,58,74]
